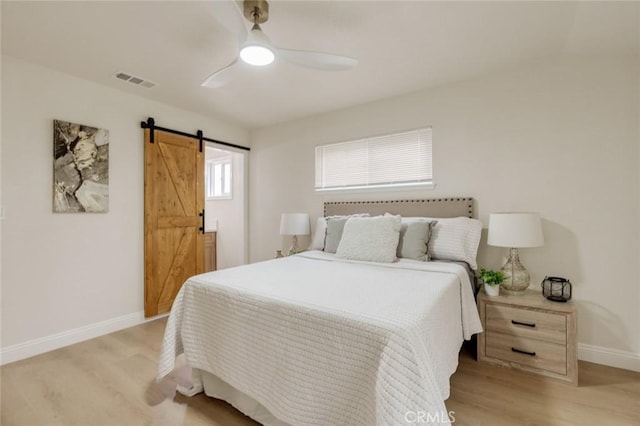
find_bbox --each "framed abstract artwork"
[53,119,109,213]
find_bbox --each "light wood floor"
[2,318,639,426]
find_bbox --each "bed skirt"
[182,368,291,426]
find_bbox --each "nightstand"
[477,289,577,385]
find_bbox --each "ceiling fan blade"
[201,59,243,88]
[209,0,248,44]
[276,48,358,71]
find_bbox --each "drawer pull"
[511,320,536,328]
[512,347,536,357]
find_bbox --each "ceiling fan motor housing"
[243,0,269,24]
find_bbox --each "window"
[315,127,433,191]
[206,157,232,199]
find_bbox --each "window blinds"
[315,127,433,191]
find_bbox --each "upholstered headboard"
[323,198,474,218]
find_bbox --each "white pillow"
[308,217,328,250]
[336,215,401,263]
[427,217,483,270]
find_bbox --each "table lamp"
[488,212,544,295]
[280,213,310,255]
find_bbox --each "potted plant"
[479,268,505,297]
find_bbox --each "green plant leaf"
[478,268,505,286]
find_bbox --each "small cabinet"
[204,232,217,272]
[477,289,577,385]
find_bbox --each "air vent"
[113,71,157,89]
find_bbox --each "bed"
[158,198,483,426]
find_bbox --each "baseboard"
[578,343,640,372]
[0,311,168,366]
[3,315,638,372]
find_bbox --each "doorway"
[204,143,248,270]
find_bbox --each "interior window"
[206,157,232,199]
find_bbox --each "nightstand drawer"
[486,304,566,344]
[478,290,577,384]
[486,332,567,375]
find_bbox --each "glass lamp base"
[500,248,530,295]
[288,235,300,256]
[501,287,528,296]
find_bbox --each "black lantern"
[541,276,572,302]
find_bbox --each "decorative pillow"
[322,214,370,253]
[336,215,401,263]
[396,218,438,261]
[324,217,350,253]
[308,217,328,250]
[427,217,483,270]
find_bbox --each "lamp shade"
[280,213,310,236]
[488,212,544,248]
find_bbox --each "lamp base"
[500,248,530,296]
[501,288,528,296]
[288,235,300,256]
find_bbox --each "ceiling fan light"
[240,45,275,66]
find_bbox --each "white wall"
[0,55,249,362]
[205,146,246,269]
[0,8,3,359]
[249,57,640,370]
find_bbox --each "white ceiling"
[2,1,638,129]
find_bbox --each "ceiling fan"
[201,0,358,88]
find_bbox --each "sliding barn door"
[144,129,204,317]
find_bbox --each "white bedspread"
[158,251,482,426]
